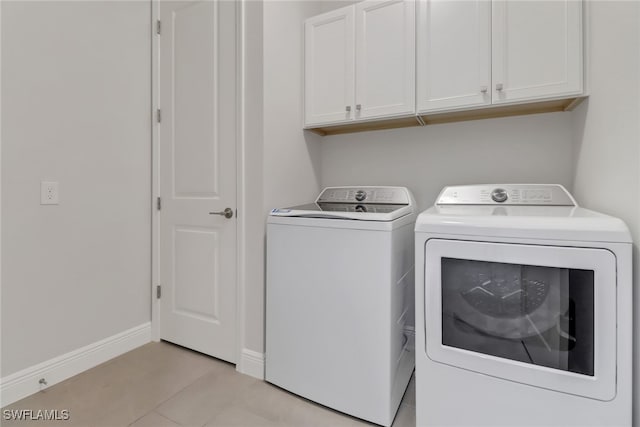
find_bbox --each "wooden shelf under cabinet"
[306,97,586,137]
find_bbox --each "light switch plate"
[41,181,59,205]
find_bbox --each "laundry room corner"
[2,0,640,424]
[315,0,640,424]
[570,1,640,424]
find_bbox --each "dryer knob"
[355,190,367,202]
[491,188,509,203]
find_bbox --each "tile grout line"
[148,366,221,426]
[198,374,262,427]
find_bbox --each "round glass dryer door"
[424,239,617,401]
[441,258,594,376]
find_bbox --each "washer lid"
[269,186,415,221]
[417,184,631,243]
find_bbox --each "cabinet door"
[492,0,583,104]
[417,0,491,113]
[304,7,355,126]
[355,0,415,119]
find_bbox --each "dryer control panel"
[436,184,577,206]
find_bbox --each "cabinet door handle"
[496,83,504,91]
[356,104,362,111]
[346,106,351,112]
[480,86,488,94]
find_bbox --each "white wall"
[263,0,323,212]
[253,0,324,354]
[321,112,575,212]
[240,0,266,361]
[571,1,640,423]
[1,1,151,376]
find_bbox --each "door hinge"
[156,20,161,35]
[156,196,162,211]
[156,109,161,123]
[156,285,161,299]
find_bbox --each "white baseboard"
[237,348,264,380]
[0,322,151,407]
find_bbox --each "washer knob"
[491,188,509,203]
[355,190,367,202]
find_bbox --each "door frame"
[150,0,250,374]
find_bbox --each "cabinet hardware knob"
[480,86,488,93]
[356,104,362,111]
[496,83,504,91]
[346,106,351,112]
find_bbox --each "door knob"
[209,208,234,219]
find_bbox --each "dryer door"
[424,239,616,401]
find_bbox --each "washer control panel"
[436,184,576,206]
[317,187,411,205]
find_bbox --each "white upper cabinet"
[417,0,583,114]
[304,0,415,126]
[304,7,355,126]
[492,0,583,104]
[355,0,415,120]
[417,0,491,112]
[305,0,585,132]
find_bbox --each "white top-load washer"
[415,184,633,427]
[267,186,416,426]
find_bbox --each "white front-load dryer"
[415,184,633,427]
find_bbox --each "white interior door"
[158,0,237,363]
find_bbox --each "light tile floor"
[2,342,416,427]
